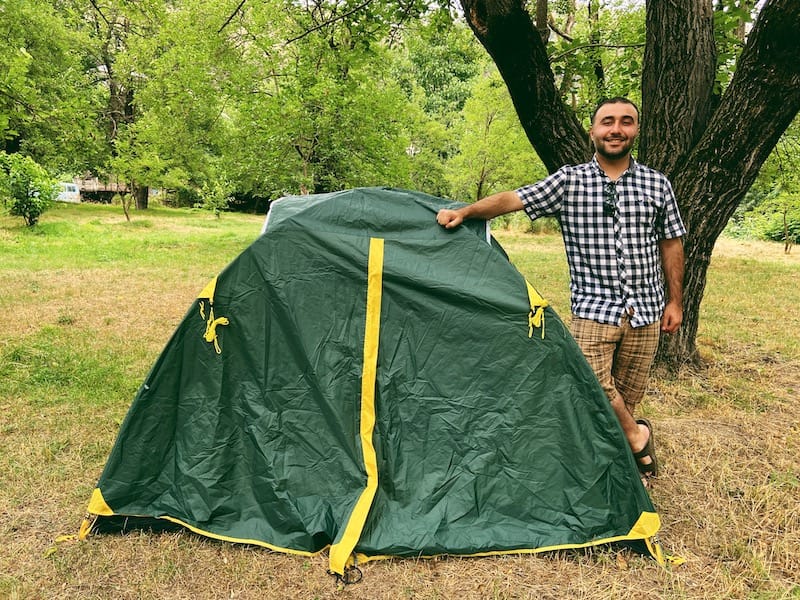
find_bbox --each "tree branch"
[88,0,111,27]
[550,42,643,62]
[219,0,248,33]
[0,85,37,115]
[283,0,374,45]
[547,14,573,42]
[460,0,589,171]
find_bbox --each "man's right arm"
[436,191,524,229]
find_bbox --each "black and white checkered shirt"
[516,156,686,328]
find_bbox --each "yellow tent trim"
[525,280,549,339]
[159,516,322,557]
[328,238,384,576]
[87,487,114,516]
[80,489,321,556]
[198,276,218,300]
[353,510,676,567]
[629,510,660,538]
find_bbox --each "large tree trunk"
[638,0,717,174]
[658,0,800,366]
[462,0,800,369]
[460,0,590,171]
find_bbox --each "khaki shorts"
[570,315,660,414]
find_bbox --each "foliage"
[546,0,646,123]
[392,17,486,197]
[98,0,428,199]
[732,114,800,246]
[446,65,546,202]
[394,14,484,123]
[2,0,797,240]
[0,152,57,226]
[713,0,755,93]
[197,179,234,218]
[0,0,107,173]
[758,194,800,245]
[403,106,451,197]
[543,0,756,123]
[733,190,800,248]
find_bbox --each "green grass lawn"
[1,202,798,599]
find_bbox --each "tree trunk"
[638,0,717,174]
[587,0,605,99]
[132,183,148,210]
[461,0,590,172]
[535,0,549,44]
[462,0,800,369]
[658,0,800,366]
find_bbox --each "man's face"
[590,102,639,160]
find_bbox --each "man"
[436,97,685,485]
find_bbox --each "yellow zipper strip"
[328,237,384,575]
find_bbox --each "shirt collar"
[590,155,639,178]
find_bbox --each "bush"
[762,214,800,244]
[734,192,800,245]
[0,152,57,226]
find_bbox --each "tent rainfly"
[81,187,675,577]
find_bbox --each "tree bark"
[658,0,800,365]
[132,183,149,210]
[535,0,549,44]
[638,0,717,174]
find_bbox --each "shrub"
[736,192,800,246]
[0,152,57,226]
[763,214,800,244]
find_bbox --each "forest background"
[1,0,798,244]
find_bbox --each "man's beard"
[595,137,633,160]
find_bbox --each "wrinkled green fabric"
[88,187,655,563]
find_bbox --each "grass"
[2,203,799,599]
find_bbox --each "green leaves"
[545,1,645,122]
[446,66,546,203]
[0,151,57,226]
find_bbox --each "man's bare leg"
[610,391,653,478]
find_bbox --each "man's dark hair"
[591,97,640,124]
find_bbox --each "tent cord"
[329,565,363,585]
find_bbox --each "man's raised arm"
[436,191,524,229]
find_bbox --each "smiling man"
[436,97,686,487]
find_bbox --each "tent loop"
[329,563,363,586]
[525,280,549,339]
[529,305,546,339]
[202,310,230,354]
[197,278,230,354]
[78,513,98,540]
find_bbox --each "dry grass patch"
[4,267,206,342]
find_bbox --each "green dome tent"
[81,187,670,576]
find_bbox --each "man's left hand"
[661,303,682,334]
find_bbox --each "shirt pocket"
[623,193,662,244]
[634,193,662,226]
